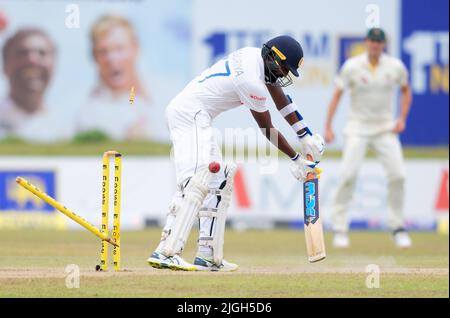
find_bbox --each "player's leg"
[195,163,238,271]
[161,167,215,269]
[147,188,182,269]
[180,114,238,271]
[148,170,213,270]
[163,109,231,271]
[148,106,210,270]
[372,132,411,248]
[156,187,183,254]
[147,183,199,270]
[332,134,369,247]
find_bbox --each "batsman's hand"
[289,155,322,182]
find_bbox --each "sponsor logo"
[403,31,449,95]
[305,181,316,218]
[304,179,319,225]
[250,94,266,101]
[0,171,56,212]
[338,36,366,68]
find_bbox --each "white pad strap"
[198,208,218,248]
[199,207,218,218]
[208,189,222,196]
[198,237,213,247]
[163,168,212,256]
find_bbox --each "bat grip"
[306,154,316,181]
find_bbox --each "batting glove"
[290,154,322,182]
[298,133,325,164]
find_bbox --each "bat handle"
[306,154,316,181]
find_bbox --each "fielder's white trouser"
[332,132,406,232]
[157,100,233,262]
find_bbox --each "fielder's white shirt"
[170,47,269,119]
[336,53,409,136]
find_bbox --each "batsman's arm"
[250,109,297,159]
[265,85,325,166]
[265,84,310,137]
[251,110,321,182]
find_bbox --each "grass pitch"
[0,229,448,298]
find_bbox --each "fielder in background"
[324,28,413,248]
[147,35,324,272]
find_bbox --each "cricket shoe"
[147,252,196,271]
[392,229,412,248]
[193,256,239,272]
[332,232,350,248]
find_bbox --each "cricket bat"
[303,154,326,263]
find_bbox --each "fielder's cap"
[264,35,304,77]
[366,28,386,42]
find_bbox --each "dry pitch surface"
[0,229,448,297]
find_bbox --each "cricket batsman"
[147,35,325,271]
[324,28,413,248]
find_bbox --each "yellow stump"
[100,151,122,272]
[100,153,110,271]
[113,154,122,271]
[15,177,117,246]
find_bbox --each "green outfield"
[0,138,448,159]
[0,229,448,297]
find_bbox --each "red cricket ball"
[208,162,221,173]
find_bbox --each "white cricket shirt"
[171,47,269,119]
[335,53,409,136]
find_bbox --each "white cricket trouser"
[332,132,406,232]
[157,97,227,255]
[166,99,221,185]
